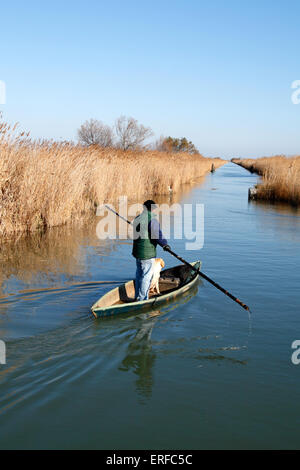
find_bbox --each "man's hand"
[163,244,171,251]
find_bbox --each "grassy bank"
[0,124,225,239]
[232,156,300,206]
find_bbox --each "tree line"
[77,116,199,154]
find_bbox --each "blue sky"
[1,0,300,158]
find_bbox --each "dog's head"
[157,258,165,269]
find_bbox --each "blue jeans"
[135,258,155,301]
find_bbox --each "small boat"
[91,260,201,318]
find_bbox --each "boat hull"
[91,261,201,319]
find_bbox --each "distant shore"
[232,156,300,206]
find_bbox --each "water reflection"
[249,198,300,217]
[0,217,127,304]
[248,200,300,243]
[119,313,157,400]
[118,285,199,401]
[0,219,98,290]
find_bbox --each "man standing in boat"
[132,200,170,301]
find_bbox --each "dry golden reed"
[0,121,225,238]
[232,156,300,205]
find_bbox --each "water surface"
[0,163,299,450]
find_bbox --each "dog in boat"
[149,258,165,295]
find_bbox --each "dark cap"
[143,200,157,211]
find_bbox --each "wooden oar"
[104,205,250,312]
[104,205,132,226]
[163,246,250,311]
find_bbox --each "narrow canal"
[0,162,299,449]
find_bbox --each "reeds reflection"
[0,218,103,294]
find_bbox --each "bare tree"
[77,119,114,147]
[115,115,153,151]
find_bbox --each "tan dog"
[149,258,165,295]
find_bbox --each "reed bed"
[0,122,225,239]
[232,156,300,205]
